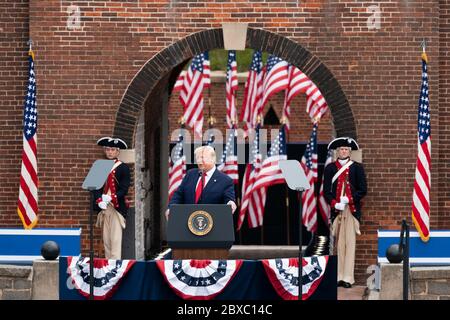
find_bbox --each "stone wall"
[377,263,450,300]
[0,264,32,300]
[410,267,450,300]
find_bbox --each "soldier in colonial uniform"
[323,137,367,288]
[93,137,131,260]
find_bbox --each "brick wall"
[439,1,450,230]
[0,0,29,225]
[0,0,447,283]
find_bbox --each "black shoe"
[337,280,345,287]
[343,282,352,288]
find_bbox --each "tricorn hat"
[327,137,359,150]
[96,136,128,149]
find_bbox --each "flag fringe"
[17,208,38,230]
[411,213,429,242]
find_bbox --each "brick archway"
[113,28,356,145]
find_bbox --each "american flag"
[226,50,238,128]
[305,82,329,123]
[203,51,211,89]
[173,53,208,138]
[168,130,186,201]
[301,123,319,232]
[238,124,266,230]
[218,126,239,184]
[174,52,210,91]
[261,55,289,110]
[252,124,287,192]
[283,66,311,131]
[240,50,264,136]
[17,49,38,229]
[412,51,431,242]
[318,148,334,227]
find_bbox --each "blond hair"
[194,145,216,162]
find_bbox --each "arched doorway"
[115,28,357,259]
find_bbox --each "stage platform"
[229,245,303,260]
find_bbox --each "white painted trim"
[378,257,450,263]
[0,255,43,261]
[378,230,450,238]
[0,229,81,236]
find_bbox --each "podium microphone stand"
[82,159,115,300]
[279,160,310,301]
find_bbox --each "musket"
[333,180,347,254]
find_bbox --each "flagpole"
[208,86,212,122]
[421,38,427,52]
[298,187,303,301]
[260,122,264,245]
[260,224,264,245]
[256,115,264,245]
[89,190,95,300]
[27,39,33,51]
[232,120,243,245]
[280,117,290,245]
[286,186,291,245]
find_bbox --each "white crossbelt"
[332,160,353,185]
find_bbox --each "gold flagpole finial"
[313,115,321,124]
[178,116,185,125]
[420,39,428,63]
[208,116,216,127]
[27,39,34,60]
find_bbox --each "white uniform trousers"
[96,205,126,260]
[331,206,361,285]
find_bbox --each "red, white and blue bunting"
[156,259,243,300]
[262,256,328,300]
[66,256,136,300]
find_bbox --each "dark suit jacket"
[323,161,367,222]
[169,168,235,206]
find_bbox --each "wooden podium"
[167,204,234,260]
[172,248,229,260]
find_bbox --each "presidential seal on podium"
[188,210,213,236]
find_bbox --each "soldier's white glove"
[98,201,108,210]
[340,196,349,204]
[334,202,346,211]
[102,194,112,203]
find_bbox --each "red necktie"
[195,172,206,204]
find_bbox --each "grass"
[184,49,270,72]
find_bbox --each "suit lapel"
[202,168,219,194]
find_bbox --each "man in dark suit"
[166,145,236,220]
[92,137,131,259]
